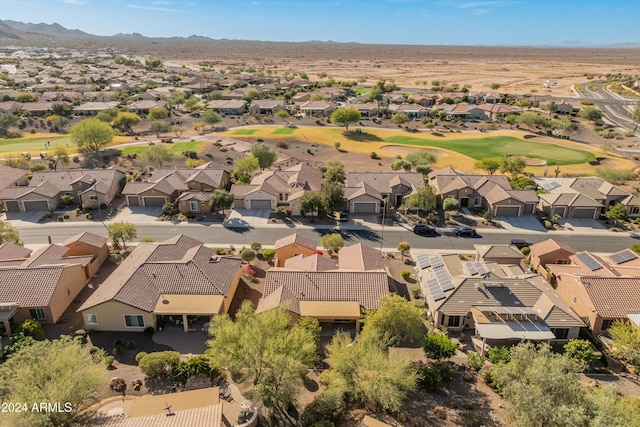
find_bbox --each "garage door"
[572,208,596,218]
[524,204,536,214]
[23,200,49,211]
[142,196,166,207]
[4,200,19,212]
[495,206,520,216]
[353,202,377,213]
[127,195,139,206]
[233,198,245,209]
[250,199,271,210]
[552,207,566,217]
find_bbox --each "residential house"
[345,181,383,214]
[535,177,639,219]
[39,91,82,103]
[389,103,429,119]
[483,92,502,104]
[258,241,390,330]
[0,101,20,115]
[126,100,167,116]
[0,165,29,210]
[408,93,439,107]
[528,240,640,335]
[231,163,322,214]
[416,253,584,348]
[429,169,539,216]
[345,102,378,118]
[123,167,230,208]
[248,100,286,115]
[477,103,522,119]
[346,171,425,208]
[73,101,120,117]
[299,101,337,117]
[475,244,525,265]
[206,100,247,115]
[528,239,575,277]
[0,233,107,336]
[20,101,55,117]
[78,235,242,332]
[274,233,318,267]
[0,167,126,212]
[439,103,487,120]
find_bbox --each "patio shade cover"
[153,294,224,315]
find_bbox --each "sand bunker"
[519,156,547,166]
[380,145,449,157]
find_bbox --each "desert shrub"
[415,361,453,391]
[138,351,180,379]
[143,326,155,335]
[299,389,345,427]
[214,247,226,255]
[632,244,640,253]
[414,299,426,308]
[174,355,223,384]
[520,247,531,256]
[240,248,256,263]
[543,220,553,229]
[275,140,288,148]
[488,346,510,364]
[135,352,148,363]
[105,355,115,369]
[400,269,411,280]
[75,329,87,338]
[466,351,484,372]
[262,248,275,261]
[423,333,458,360]
[18,319,43,339]
[370,151,378,159]
[250,241,262,251]
[433,406,448,420]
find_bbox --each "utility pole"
[379,199,386,252]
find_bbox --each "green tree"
[320,233,344,254]
[207,302,318,411]
[564,339,598,371]
[405,149,437,169]
[149,120,170,137]
[250,143,278,170]
[106,221,138,250]
[144,57,163,69]
[325,332,418,412]
[147,107,169,121]
[442,197,460,213]
[333,141,341,150]
[390,159,412,171]
[113,111,141,135]
[474,157,502,175]
[183,97,202,113]
[330,108,361,132]
[516,112,546,130]
[488,346,510,364]
[275,109,290,125]
[466,351,485,372]
[53,143,70,167]
[320,180,345,214]
[391,112,410,126]
[240,248,256,264]
[397,241,411,260]
[15,92,36,103]
[262,248,276,262]
[94,107,119,123]
[233,156,259,184]
[198,109,222,131]
[139,144,175,167]
[489,342,589,427]
[360,294,424,347]
[297,190,322,216]
[0,335,107,427]
[608,320,640,374]
[209,189,234,214]
[490,82,501,90]
[605,202,628,226]
[578,106,603,123]
[0,112,19,134]
[0,219,21,244]
[546,100,558,117]
[171,124,186,137]
[587,385,640,426]
[323,160,345,183]
[69,118,116,152]
[500,156,527,177]
[406,186,436,212]
[632,101,640,132]
[138,351,180,379]
[18,318,43,339]
[423,332,458,360]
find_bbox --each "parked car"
[413,224,438,236]
[335,211,349,222]
[453,226,477,237]
[631,232,640,239]
[510,239,532,249]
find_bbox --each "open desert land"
[218,126,639,175]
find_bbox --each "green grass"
[232,129,258,135]
[270,128,297,135]
[384,135,596,166]
[119,141,205,156]
[0,135,74,153]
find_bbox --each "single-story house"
[299,101,337,117]
[345,181,383,214]
[206,100,247,115]
[346,171,425,208]
[73,101,120,117]
[78,235,242,333]
[248,100,286,115]
[274,233,318,267]
[475,244,525,265]
[126,100,167,116]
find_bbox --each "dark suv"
[413,224,437,236]
[453,226,477,237]
[510,239,532,249]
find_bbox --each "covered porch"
[471,307,556,355]
[153,294,224,333]
[0,303,19,337]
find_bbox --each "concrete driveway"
[494,215,547,233]
[1,210,48,225]
[109,206,163,223]
[558,218,606,231]
[226,209,270,226]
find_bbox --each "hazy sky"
[2,0,639,46]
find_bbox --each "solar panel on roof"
[430,256,444,268]
[541,181,561,191]
[416,254,431,269]
[440,278,455,292]
[576,252,603,271]
[610,249,638,264]
[426,278,446,301]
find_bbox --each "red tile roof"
[274,233,317,251]
[579,277,640,318]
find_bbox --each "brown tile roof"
[21,245,93,268]
[529,239,576,258]
[579,277,640,318]
[0,267,65,306]
[62,232,108,248]
[0,165,28,189]
[274,233,317,251]
[338,243,385,271]
[258,270,390,314]
[346,172,425,194]
[176,191,211,202]
[0,243,32,260]
[78,235,242,312]
[284,254,337,271]
[346,181,383,201]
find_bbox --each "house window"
[189,201,199,212]
[601,319,614,330]
[89,195,98,200]
[474,197,482,207]
[631,206,640,215]
[279,193,289,202]
[551,328,569,340]
[204,188,212,193]
[447,316,461,328]
[85,314,98,326]
[29,308,46,321]
[124,315,145,328]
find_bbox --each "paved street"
[13,220,638,254]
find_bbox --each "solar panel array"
[610,249,638,265]
[576,252,603,271]
[423,255,454,301]
[541,181,561,191]
[464,261,489,276]
[416,253,431,270]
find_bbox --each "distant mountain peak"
[1,19,88,36]
[114,32,146,38]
